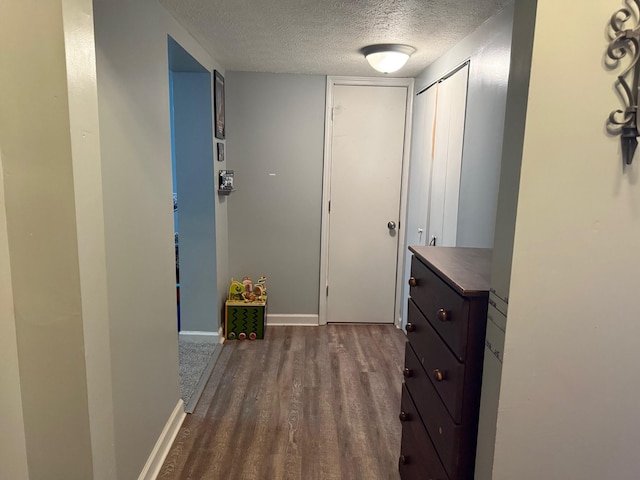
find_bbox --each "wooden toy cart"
[224,298,267,340]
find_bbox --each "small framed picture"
[214,70,225,139]
[217,142,225,162]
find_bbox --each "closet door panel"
[428,81,450,246]
[427,64,469,247]
[442,66,469,246]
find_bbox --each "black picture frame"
[214,70,225,139]
[217,142,225,162]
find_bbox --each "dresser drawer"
[404,343,462,479]
[409,256,469,361]
[406,299,465,424]
[399,385,448,480]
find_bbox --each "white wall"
[491,1,640,478]
[93,0,227,477]
[225,71,325,316]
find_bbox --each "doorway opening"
[168,36,221,412]
[319,77,414,326]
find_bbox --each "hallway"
[159,325,406,480]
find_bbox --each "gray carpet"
[178,339,222,413]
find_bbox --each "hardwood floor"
[158,324,407,480]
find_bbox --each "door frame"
[319,76,414,326]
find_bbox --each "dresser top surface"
[409,246,492,296]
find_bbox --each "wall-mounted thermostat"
[218,170,234,195]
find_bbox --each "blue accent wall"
[171,69,218,332]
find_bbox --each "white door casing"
[319,77,414,325]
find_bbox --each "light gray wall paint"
[413,2,514,248]
[172,71,219,332]
[93,0,226,477]
[226,71,325,315]
[475,1,536,477]
[455,19,512,248]
[401,3,514,326]
[491,0,640,478]
[486,0,534,304]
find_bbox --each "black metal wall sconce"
[607,0,640,165]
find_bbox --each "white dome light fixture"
[361,44,415,74]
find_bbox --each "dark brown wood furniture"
[400,246,491,480]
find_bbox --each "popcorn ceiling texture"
[159,0,511,77]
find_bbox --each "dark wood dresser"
[400,246,492,480]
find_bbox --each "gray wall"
[2,0,229,476]
[93,0,227,477]
[172,71,219,333]
[225,72,325,315]
[475,1,536,477]
[2,0,228,477]
[410,2,514,248]
[401,3,514,325]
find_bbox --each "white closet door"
[427,64,469,247]
[413,84,438,245]
[428,81,451,245]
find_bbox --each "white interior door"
[326,84,408,323]
[427,64,469,247]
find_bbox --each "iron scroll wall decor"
[607,1,640,165]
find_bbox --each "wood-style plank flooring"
[158,325,406,480]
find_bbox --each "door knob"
[387,221,396,230]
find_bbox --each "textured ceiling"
[159,0,511,77]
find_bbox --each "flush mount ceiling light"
[361,44,415,74]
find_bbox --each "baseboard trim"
[137,399,186,480]
[267,314,319,326]
[178,331,220,343]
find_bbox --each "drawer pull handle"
[408,277,417,287]
[403,367,412,378]
[399,454,408,465]
[433,369,445,382]
[436,308,449,322]
[406,322,415,332]
[399,411,411,422]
